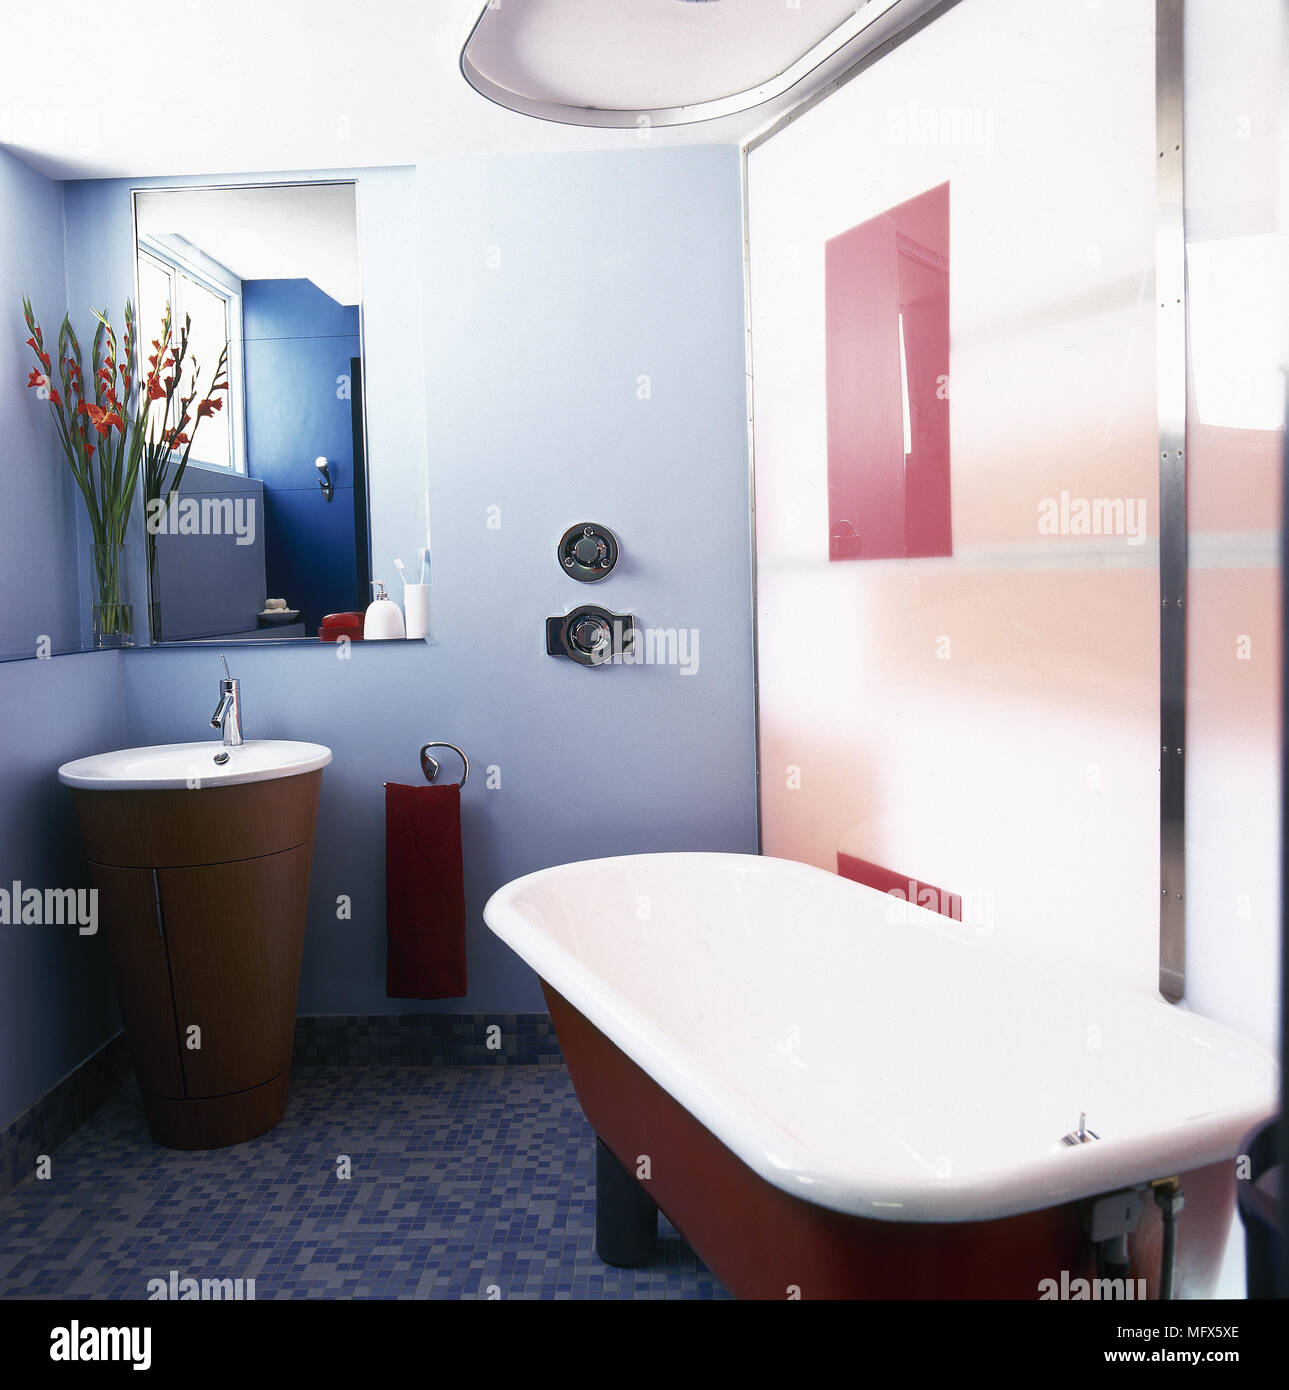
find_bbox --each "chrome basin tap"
[210,655,244,747]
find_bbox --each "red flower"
[168,431,189,447]
[146,376,165,401]
[83,403,124,436]
[27,369,63,407]
[196,396,224,418]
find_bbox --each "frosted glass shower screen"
[746,0,1161,989]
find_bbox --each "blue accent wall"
[242,279,362,630]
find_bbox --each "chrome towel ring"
[419,742,469,789]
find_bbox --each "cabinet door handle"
[151,869,165,938]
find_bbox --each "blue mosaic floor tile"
[0,1065,730,1301]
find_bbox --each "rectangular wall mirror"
[133,181,370,643]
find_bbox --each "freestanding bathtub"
[483,852,1277,1299]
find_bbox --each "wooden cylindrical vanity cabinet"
[70,771,323,1149]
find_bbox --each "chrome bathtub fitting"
[1060,1112,1100,1146]
[210,655,244,748]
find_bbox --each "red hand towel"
[385,782,468,999]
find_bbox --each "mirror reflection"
[133,182,369,642]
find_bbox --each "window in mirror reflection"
[137,242,241,472]
[133,182,369,643]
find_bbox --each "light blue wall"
[0,150,126,1128]
[4,147,753,1052]
[0,148,81,659]
[0,143,752,1137]
[0,652,126,1124]
[119,146,758,1013]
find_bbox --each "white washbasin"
[58,739,332,791]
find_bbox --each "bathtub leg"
[595,1138,658,1267]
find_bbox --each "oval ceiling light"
[459,0,909,130]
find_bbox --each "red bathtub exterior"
[543,982,1236,1300]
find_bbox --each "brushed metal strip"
[1156,0,1187,1002]
[739,147,763,856]
[744,0,964,155]
[1279,378,1289,1297]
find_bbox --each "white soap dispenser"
[364,580,406,641]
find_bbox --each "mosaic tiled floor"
[0,1065,730,1300]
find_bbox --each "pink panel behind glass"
[825,182,951,561]
[837,851,962,921]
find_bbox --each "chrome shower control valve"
[558,522,619,582]
[546,606,636,666]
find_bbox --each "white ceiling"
[0,0,933,181]
[135,184,361,306]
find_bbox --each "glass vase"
[145,528,162,643]
[90,541,135,649]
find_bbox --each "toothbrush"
[393,558,406,590]
[418,547,428,585]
